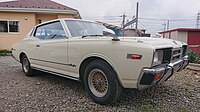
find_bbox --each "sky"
[1,0,200,35]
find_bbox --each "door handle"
[36,45,40,47]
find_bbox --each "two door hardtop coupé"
[12,19,189,105]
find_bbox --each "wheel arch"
[79,54,122,85]
[19,52,27,63]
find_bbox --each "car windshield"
[65,20,106,37]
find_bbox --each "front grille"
[155,46,187,65]
[163,48,172,63]
[171,48,182,61]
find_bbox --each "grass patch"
[0,50,12,56]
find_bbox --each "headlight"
[153,50,163,66]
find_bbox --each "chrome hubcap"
[88,69,108,97]
[22,58,29,73]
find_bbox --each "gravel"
[0,56,199,112]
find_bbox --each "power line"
[139,17,168,21]
[82,14,198,35]
[196,11,200,28]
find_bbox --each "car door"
[31,21,69,73]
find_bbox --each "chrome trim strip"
[31,66,79,81]
[30,58,76,67]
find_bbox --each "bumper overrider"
[138,55,189,90]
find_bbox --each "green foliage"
[0,50,12,53]
[0,50,12,56]
[187,52,200,64]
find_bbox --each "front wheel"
[84,60,122,105]
[21,55,35,77]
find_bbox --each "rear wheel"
[84,60,122,105]
[21,55,35,77]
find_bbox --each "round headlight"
[153,54,159,64]
[153,50,163,66]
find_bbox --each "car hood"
[118,37,187,49]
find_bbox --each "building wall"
[161,30,200,55]
[123,30,137,37]
[0,12,36,50]
[36,14,57,24]
[35,14,74,24]
[170,31,178,40]
[163,31,188,44]
[163,32,171,38]
[0,12,75,50]
[188,31,200,45]
[58,14,74,19]
[163,31,178,39]
[119,29,146,37]
[177,31,188,43]
[163,31,177,40]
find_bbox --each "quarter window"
[34,21,66,40]
[0,20,19,33]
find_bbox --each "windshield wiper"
[82,35,103,38]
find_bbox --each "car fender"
[79,53,122,84]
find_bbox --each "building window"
[0,21,8,32]
[9,21,19,32]
[0,20,19,33]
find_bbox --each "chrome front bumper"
[138,55,189,90]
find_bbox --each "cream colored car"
[12,19,189,105]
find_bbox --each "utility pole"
[166,20,170,31]
[121,13,127,36]
[162,23,166,38]
[131,15,135,28]
[196,11,200,28]
[135,2,139,36]
[162,23,166,31]
[121,2,139,36]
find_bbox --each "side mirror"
[103,28,120,41]
[103,28,115,37]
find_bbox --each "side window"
[34,21,66,40]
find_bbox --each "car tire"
[84,60,122,105]
[21,55,35,77]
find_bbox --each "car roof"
[34,19,99,28]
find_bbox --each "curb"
[187,63,200,71]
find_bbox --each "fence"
[189,45,200,56]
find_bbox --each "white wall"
[170,31,178,40]
[163,31,177,39]
[177,31,188,43]
[163,31,188,44]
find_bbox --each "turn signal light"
[154,73,163,80]
[131,55,142,59]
